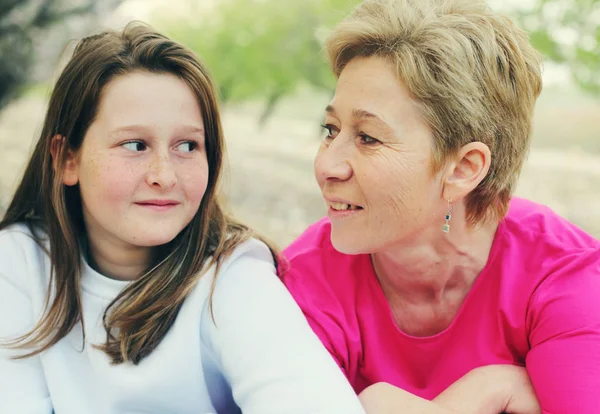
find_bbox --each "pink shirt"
[283,197,600,413]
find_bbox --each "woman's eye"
[359,134,379,145]
[176,141,198,153]
[122,141,146,152]
[321,124,338,140]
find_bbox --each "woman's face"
[315,56,445,254]
[63,71,209,252]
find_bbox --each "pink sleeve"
[526,249,600,413]
[282,265,351,377]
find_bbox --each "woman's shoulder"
[505,197,598,252]
[501,197,599,301]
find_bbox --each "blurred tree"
[160,0,599,125]
[0,0,124,111]
[161,0,358,125]
[517,0,600,95]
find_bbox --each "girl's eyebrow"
[176,125,205,136]
[108,125,205,138]
[108,125,152,138]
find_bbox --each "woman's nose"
[314,139,353,184]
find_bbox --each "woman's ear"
[442,142,491,202]
[50,135,79,186]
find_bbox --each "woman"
[0,23,364,413]
[282,0,600,413]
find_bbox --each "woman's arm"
[525,250,600,413]
[359,382,456,414]
[204,240,365,414]
[359,365,541,414]
[434,365,540,414]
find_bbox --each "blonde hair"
[326,0,543,224]
[1,22,278,364]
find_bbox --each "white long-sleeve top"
[0,224,365,414]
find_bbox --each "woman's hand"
[359,382,454,414]
[484,365,541,414]
[358,365,540,414]
[434,365,541,414]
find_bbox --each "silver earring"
[443,199,453,233]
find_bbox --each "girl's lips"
[135,201,180,211]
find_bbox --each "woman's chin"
[330,233,370,255]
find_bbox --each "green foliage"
[157,0,360,121]
[516,0,600,94]
[157,0,599,121]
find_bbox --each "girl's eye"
[359,134,380,145]
[122,141,146,152]
[176,141,198,153]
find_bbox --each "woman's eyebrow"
[325,104,392,131]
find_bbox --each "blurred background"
[0,0,599,246]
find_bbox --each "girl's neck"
[85,235,153,281]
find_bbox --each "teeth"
[330,202,359,211]
[331,202,349,211]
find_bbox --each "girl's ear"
[50,135,79,186]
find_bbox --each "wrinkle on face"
[316,56,445,254]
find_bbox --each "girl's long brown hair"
[0,22,278,364]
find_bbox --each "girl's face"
[63,71,209,253]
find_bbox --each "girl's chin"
[127,232,182,248]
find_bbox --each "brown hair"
[0,22,277,364]
[325,0,543,224]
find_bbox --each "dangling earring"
[443,199,453,233]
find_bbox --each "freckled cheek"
[81,157,140,205]
[179,161,209,203]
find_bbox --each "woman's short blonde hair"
[326,0,543,224]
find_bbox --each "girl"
[0,23,364,414]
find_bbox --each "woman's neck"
[371,217,499,335]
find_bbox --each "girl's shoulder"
[219,237,275,270]
[0,222,49,293]
[0,221,35,239]
[0,222,46,263]
[188,237,276,304]
[205,237,278,305]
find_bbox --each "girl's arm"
[202,239,365,414]
[0,231,53,413]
